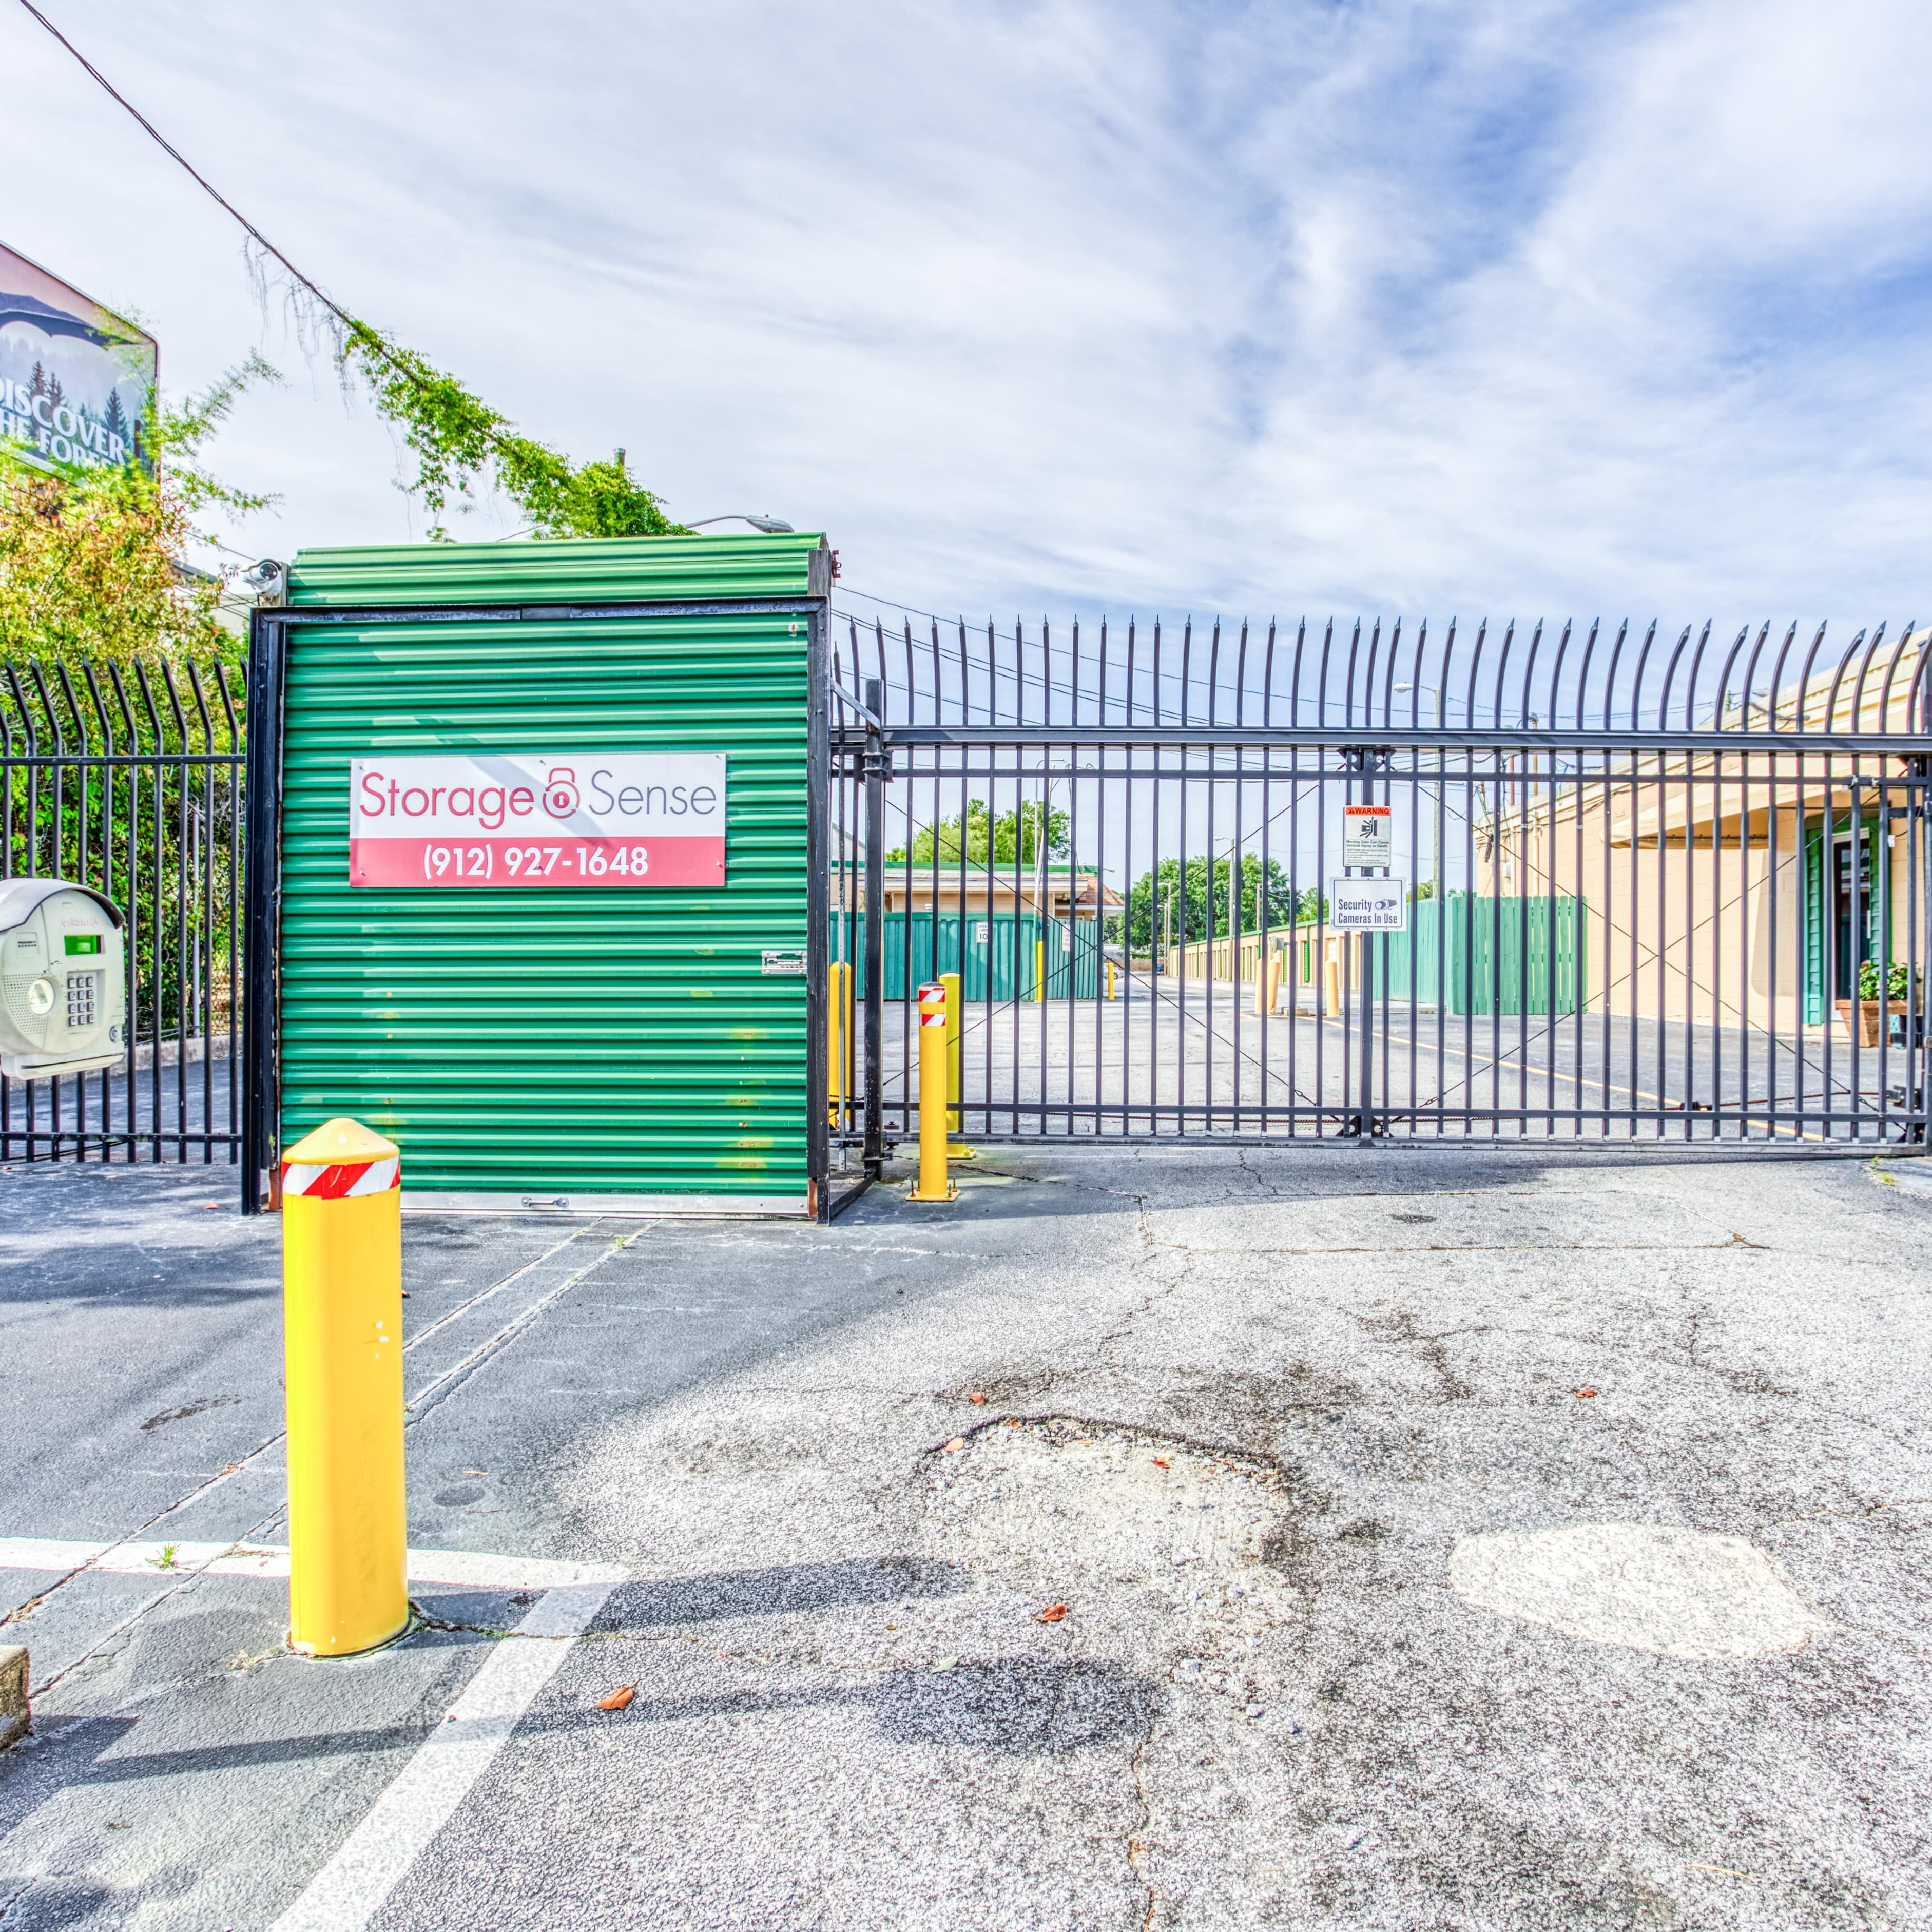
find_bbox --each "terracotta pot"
[1835,999,1883,1047]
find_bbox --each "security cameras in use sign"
[1329,878,1409,931]
[1341,803,1392,868]
[349,754,726,887]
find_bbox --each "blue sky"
[8,0,1930,628]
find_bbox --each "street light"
[688,515,796,533]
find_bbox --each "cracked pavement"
[2,1144,1930,1929]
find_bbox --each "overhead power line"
[13,0,573,500]
[14,0,354,333]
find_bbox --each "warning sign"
[1342,804,1392,869]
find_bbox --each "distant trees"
[1118,856,1319,952]
[887,799,1069,867]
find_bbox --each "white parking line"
[3,1535,629,1923]
[269,1581,618,1931]
[0,1536,627,1593]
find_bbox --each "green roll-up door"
[272,534,826,1213]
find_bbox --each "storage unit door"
[276,610,811,1210]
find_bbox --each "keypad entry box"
[0,880,127,1080]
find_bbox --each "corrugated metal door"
[267,537,826,1213]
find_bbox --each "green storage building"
[243,533,835,1218]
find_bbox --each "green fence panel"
[1381,894,1585,1015]
[833,913,1099,1001]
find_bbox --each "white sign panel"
[1329,877,1409,931]
[350,752,726,888]
[1342,803,1393,868]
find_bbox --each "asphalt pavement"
[2,1143,1929,1929]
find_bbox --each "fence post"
[862,681,886,1180]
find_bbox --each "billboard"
[0,242,156,481]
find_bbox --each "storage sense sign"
[349,754,725,888]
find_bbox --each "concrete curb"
[129,1032,235,1072]
[0,1644,27,1750]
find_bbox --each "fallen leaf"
[968,1392,988,1405]
[1575,1388,1598,1398]
[1036,1601,1071,1623]
[942,1437,967,1453]
[597,1685,636,1711]
[1152,1457,1170,1469]
[201,1203,221,1212]
[1003,1419,1023,1428]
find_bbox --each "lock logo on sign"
[543,767,579,819]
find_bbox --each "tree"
[887,798,1069,867]
[1120,856,1317,953]
[0,356,278,663]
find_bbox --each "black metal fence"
[2,655,243,1162]
[830,612,1932,1150]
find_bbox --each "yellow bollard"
[1107,959,1116,1001]
[282,1117,408,1657]
[1255,948,1283,1017]
[940,970,975,1160]
[907,981,957,1201]
[828,961,854,1128]
[1034,937,1046,1003]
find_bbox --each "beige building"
[1162,672,1928,1038]
[1472,679,1924,1035]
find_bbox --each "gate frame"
[834,696,1932,1148]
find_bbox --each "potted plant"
[1839,961,1919,1047]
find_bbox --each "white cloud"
[6,0,1929,626]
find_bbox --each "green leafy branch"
[337,322,689,542]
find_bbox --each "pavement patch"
[1448,1522,1832,1659]
[923,1417,1306,1712]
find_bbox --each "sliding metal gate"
[829,614,1932,1156]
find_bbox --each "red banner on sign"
[349,836,724,888]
